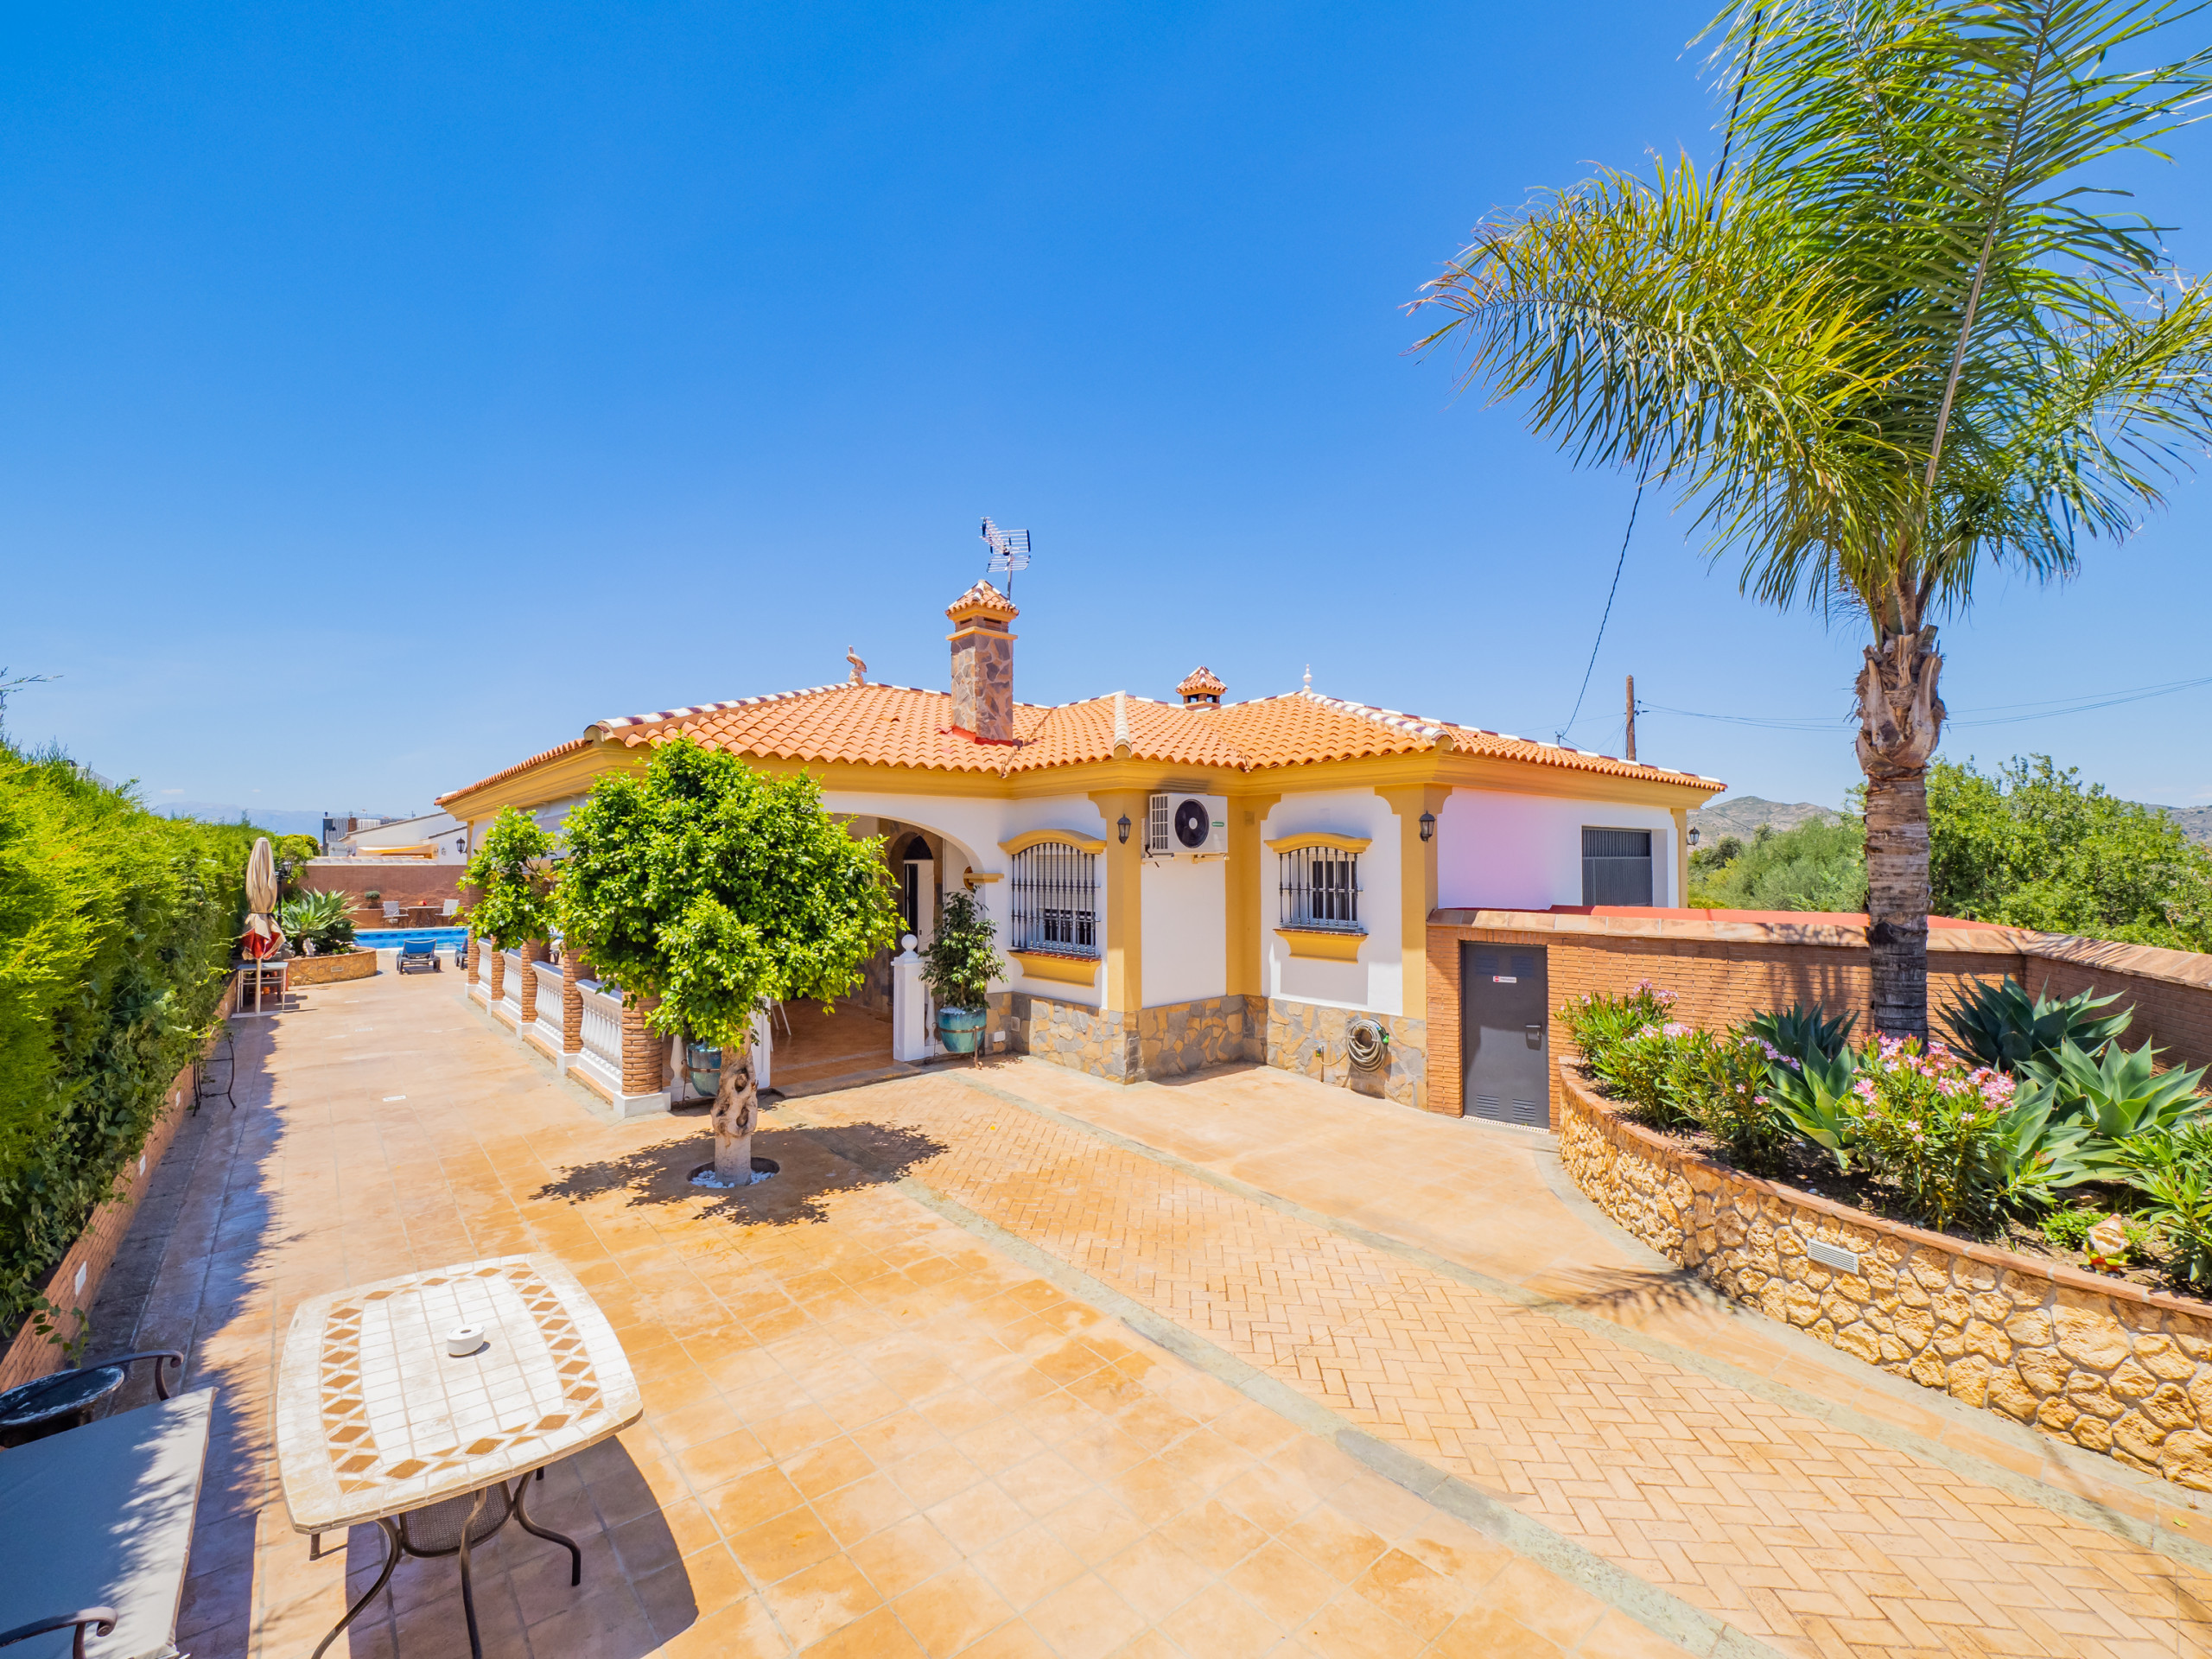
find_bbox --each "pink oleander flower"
[1662,1022,1690,1039]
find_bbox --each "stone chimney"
[945,580,1019,742]
[1176,665,1225,709]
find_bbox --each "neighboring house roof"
[441,682,1718,805]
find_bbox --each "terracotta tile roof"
[945,580,1019,623]
[435,737,591,805]
[564,683,1719,789]
[1176,665,1226,698]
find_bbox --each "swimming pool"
[353,927,470,947]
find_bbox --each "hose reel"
[1345,1016,1390,1071]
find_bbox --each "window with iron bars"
[1009,843,1098,956]
[1279,847,1362,931]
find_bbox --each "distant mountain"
[151,803,342,836]
[1691,792,2212,848]
[2153,805,2212,847]
[1688,796,1841,842]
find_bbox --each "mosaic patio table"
[276,1254,642,1658]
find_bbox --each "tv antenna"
[980,518,1032,596]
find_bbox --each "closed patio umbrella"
[242,836,283,961]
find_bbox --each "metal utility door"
[1460,944,1550,1128]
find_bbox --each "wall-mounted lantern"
[1116,814,1132,845]
[1417,811,1435,843]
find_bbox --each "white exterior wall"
[821,787,1109,1007]
[1436,788,1678,911]
[1259,789,1403,1016]
[1141,856,1224,1007]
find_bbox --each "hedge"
[0,738,257,1338]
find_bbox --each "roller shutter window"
[1581,827,1654,906]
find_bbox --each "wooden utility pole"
[1624,675,1637,761]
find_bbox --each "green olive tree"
[554,737,898,1185]
[1415,0,2212,1037]
[461,806,556,948]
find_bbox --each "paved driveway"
[88,970,2212,1656]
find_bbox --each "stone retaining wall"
[1556,1062,2212,1490]
[1265,1000,1424,1109]
[1007,989,1420,1098]
[289,950,376,986]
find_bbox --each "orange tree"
[554,737,896,1185]
[1415,0,2212,1035]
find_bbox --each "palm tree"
[1414,0,2212,1037]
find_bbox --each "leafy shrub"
[919,889,1004,1012]
[1940,976,2131,1073]
[2040,1207,2102,1251]
[0,741,253,1338]
[1559,982,1681,1116]
[1687,816,1865,912]
[1744,1002,1858,1065]
[276,889,356,954]
[461,807,555,947]
[2122,1125,2212,1286]
[1670,1029,1789,1171]
[1848,1035,2080,1230]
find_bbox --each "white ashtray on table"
[275,1253,642,1659]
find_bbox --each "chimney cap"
[1176,664,1226,708]
[945,580,1019,626]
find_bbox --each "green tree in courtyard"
[1929,755,2212,947]
[1415,0,2212,1035]
[1691,815,1866,910]
[555,738,898,1185]
[461,806,556,948]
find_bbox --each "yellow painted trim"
[999,829,1106,855]
[1275,926,1366,962]
[1263,833,1373,855]
[1671,806,1690,908]
[1378,783,1449,1113]
[962,871,1002,886]
[1089,788,1148,1013]
[1225,792,1281,999]
[1011,950,1100,986]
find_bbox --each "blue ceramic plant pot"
[937,1007,986,1054]
[687,1046,722,1098]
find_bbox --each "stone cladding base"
[1002,989,1427,1107]
[1557,1060,2212,1490]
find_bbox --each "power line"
[1648,671,2212,733]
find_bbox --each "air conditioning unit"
[1146,792,1228,858]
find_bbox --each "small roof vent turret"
[1177,665,1225,709]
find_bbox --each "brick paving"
[88,974,1668,1658]
[793,1067,2212,1658]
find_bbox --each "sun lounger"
[397,937,439,974]
[0,1390,211,1659]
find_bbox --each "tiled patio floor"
[86,970,2212,1656]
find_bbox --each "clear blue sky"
[6,2,2209,820]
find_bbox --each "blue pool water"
[353,927,469,947]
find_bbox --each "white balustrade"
[500,950,525,1019]
[532,961,565,1052]
[577,985,622,1091]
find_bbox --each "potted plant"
[921,889,1005,1057]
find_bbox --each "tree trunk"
[710,1039,759,1185]
[1854,626,1945,1040]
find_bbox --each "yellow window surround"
[1274,926,1366,962]
[999,829,1107,855]
[1010,949,1099,985]
[1263,832,1371,855]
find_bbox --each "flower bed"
[289,950,377,986]
[1557,1063,2212,1487]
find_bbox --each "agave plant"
[1975,1092,2093,1220]
[1745,1002,1858,1066]
[1939,977,2132,1073]
[277,888,357,954]
[1763,1046,1860,1172]
[2024,1039,2209,1156]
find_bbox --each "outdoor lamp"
[1688,827,1701,849]
[1418,811,1435,842]
[1117,814,1131,845]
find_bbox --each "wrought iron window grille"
[1279,848,1363,931]
[1010,843,1099,957]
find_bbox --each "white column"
[893,934,928,1062]
[751,1007,774,1091]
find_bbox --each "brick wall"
[299,858,464,925]
[0,976,240,1393]
[1426,910,2212,1127]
